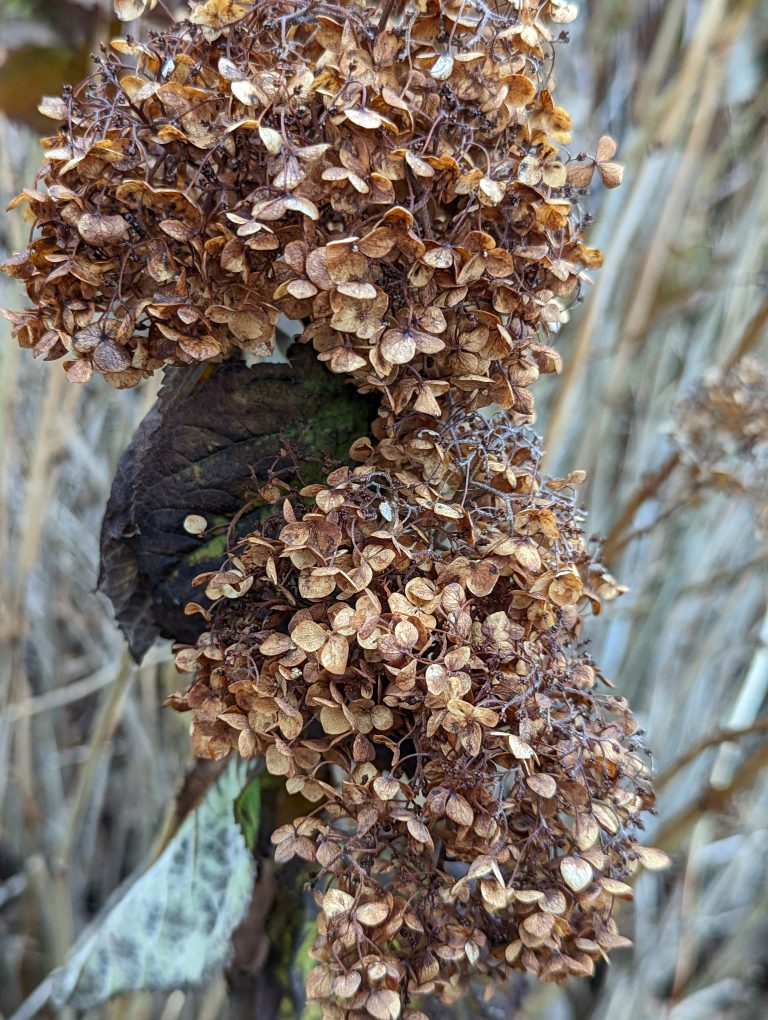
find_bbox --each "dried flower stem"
[656,717,768,791]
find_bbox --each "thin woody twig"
[601,451,680,561]
[656,740,768,850]
[656,716,768,790]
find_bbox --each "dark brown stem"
[377,0,401,32]
[601,451,680,561]
[656,717,768,791]
[656,739,768,850]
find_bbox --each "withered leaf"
[49,758,256,1010]
[99,344,376,659]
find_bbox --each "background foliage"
[1,1,767,1018]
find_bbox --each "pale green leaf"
[50,760,258,1010]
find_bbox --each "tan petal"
[595,134,618,161]
[380,329,416,364]
[320,633,349,675]
[567,162,596,188]
[231,79,262,106]
[507,74,537,106]
[357,901,390,926]
[345,107,383,129]
[366,989,401,1020]
[634,846,671,871]
[560,856,594,892]
[598,161,624,188]
[291,620,328,653]
[527,773,557,799]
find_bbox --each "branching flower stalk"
[603,357,768,559]
[1,1,668,1018]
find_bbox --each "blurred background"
[1,1,767,1018]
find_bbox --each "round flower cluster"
[1,0,608,413]
[169,413,662,1016]
[675,358,768,531]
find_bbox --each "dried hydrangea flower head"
[675,358,768,532]
[0,1,667,1017]
[2,0,604,411]
[170,413,663,1014]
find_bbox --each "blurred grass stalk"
[538,1,768,1018]
[1,1,768,1018]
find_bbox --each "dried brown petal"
[560,857,594,893]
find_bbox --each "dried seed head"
[3,0,613,415]
[169,413,659,1009]
[675,358,768,532]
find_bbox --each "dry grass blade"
[538,2,768,1018]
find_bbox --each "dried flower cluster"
[675,358,768,532]
[2,1,663,1017]
[170,410,662,1016]
[0,0,614,406]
